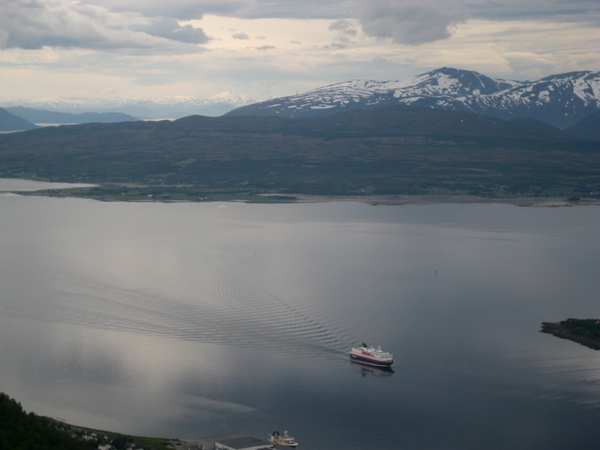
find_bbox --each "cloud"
[232,32,250,40]
[0,0,598,103]
[81,0,358,20]
[255,45,275,51]
[79,0,252,20]
[9,0,597,53]
[358,1,461,45]
[0,0,208,50]
[33,0,600,24]
[327,19,358,49]
[467,0,600,24]
[131,18,209,44]
[329,19,358,36]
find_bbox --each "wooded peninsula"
[541,319,600,350]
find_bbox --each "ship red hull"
[349,352,394,367]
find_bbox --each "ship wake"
[7,248,353,359]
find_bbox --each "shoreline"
[3,177,598,207]
[284,194,600,207]
[10,188,600,207]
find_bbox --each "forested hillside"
[1,105,599,200]
[0,393,88,450]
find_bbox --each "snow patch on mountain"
[227,67,600,129]
[0,92,257,119]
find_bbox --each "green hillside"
[0,105,599,200]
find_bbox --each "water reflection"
[1,187,600,448]
[349,361,395,377]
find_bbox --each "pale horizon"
[1,1,599,103]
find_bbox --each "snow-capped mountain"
[0,92,256,119]
[227,68,600,129]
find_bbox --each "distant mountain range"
[5,107,138,125]
[227,67,600,129]
[0,92,256,121]
[3,68,599,132]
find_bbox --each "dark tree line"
[560,319,600,340]
[0,392,89,450]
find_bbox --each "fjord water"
[1,184,600,449]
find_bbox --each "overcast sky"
[1,0,599,102]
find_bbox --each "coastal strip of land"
[13,183,600,207]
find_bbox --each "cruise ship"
[349,343,394,367]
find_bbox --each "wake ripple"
[3,249,354,359]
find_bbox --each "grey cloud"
[467,0,600,24]
[0,0,208,50]
[0,0,77,49]
[3,0,597,52]
[82,0,355,20]
[208,0,599,26]
[32,0,600,24]
[328,41,349,49]
[131,18,210,44]
[359,1,460,45]
[221,0,356,19]
[329,19,358,36]
[233,32,250,40]
[80,0,252,20]
[255,45,276,51]
[85,0,590,23]
[328,20,356,49]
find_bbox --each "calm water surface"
[1,184,600,449]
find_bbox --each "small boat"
[269,430,298,447]
[349,343,394,367]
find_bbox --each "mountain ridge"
[226,67,600,129]
[4,68,599,127]
[565,111,600,141]
[0,107,39,132]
